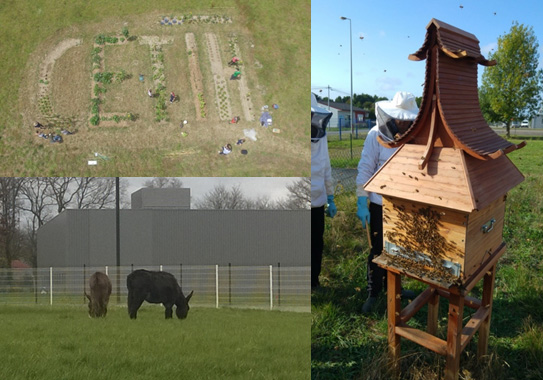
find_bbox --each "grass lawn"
[312,139,543,379]
[0,305,310,380]
[0,0,310,176]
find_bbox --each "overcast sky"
[126,177,301,206]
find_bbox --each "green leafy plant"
[95,34,106,45]
[114,69,130,83]
[121,27,129,39]
[90,115,100,126]
[94,72,113,84]
[90,98,101,114]
[93,84,107,96]
[112,115,121,123]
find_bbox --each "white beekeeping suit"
[311,93,335,208]
[311,92,336,289]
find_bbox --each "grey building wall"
[131,188,191,209]
[37,209,309,267]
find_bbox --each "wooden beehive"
[364,19,525,287]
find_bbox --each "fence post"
[278,262,281,307]
[83,264,86,303]
[105,266,108,276]
[228,263,232,305]
[339,119,342,140]
[160,265,163,272]
[269,265,273,311]
[215,265,219,309]
[49,267,53,306]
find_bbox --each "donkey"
[127,269,193,320]
[85,271,112,318]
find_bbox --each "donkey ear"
[85,292,91,301]
[185,290,194,303]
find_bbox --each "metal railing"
[0,265,310,312]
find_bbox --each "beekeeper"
[356,91,419,312]
[311,92,337,289]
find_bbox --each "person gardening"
[231,70,241,80]
[356,91,419,313]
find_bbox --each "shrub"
[94,72,113,84]
[121,27,129,39]
[95,34,106,45]
[93,84,107,96]
[90,98,101,114]
[90,115,100,126]
[105,36,118,44]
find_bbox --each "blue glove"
[326,195,337,218]
[357,196,370,227]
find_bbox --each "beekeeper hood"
[311,93,332,142]
[376,91,419,142]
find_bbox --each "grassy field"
[0,0,310,176]
[0,304,309,379]
[312,139,543,379]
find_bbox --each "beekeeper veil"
[311,93,332,142]
[376,91,419,142]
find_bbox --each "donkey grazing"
[127,269,193,319]
[85,272,112,318]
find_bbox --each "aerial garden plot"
[3,3,309,176]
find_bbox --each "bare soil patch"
[185,33,205,121]
[102,43,153,117]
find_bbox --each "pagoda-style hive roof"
[378,18,525,164]
[366,19,525,212]
[364,144,524,212]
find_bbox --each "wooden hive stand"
[374,242,506,380]
[363,19,526,380]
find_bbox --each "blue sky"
[312,0,543,101]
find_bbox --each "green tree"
[480,22,543,137]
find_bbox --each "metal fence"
[0,265,310,312]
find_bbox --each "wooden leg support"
[427,288,440,336]
[387,271,402,371]
[445,292,464,380]
[381,262,499,380]
[478,265,496,358]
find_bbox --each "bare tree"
[195,184,247,209]
[46,177,77,213]
[73,178,117,209]
[143,177,184,188]
[279,177,311,210]
[0,177,24,268]
[245,196,276,210]
[18,178,55,267]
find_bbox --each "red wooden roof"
[380,18,525,161]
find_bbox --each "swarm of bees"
[382,203,464,284]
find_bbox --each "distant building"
[317,100,370,128]
[531,114,543,129]
[37,189,309,268]
[131,188,191,209]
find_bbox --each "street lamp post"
[340,16,353,159]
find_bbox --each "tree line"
[0,177,310,268]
